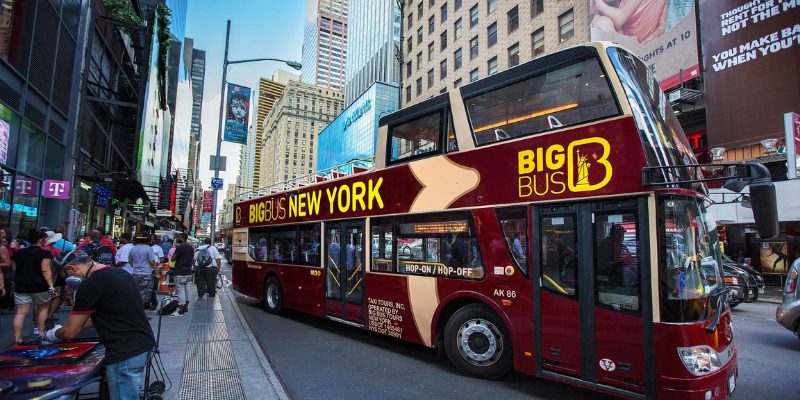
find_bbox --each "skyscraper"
[188,46,205,184]
[343,0,401,106]
[301,0,349,90]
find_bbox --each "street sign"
[210,155,227,172]
[211,178,224,190]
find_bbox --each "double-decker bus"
[231,42,777,399]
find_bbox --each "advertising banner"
[0,120,9,165]
[699,0,800,148]
[202,190,214,212]
[223,83,251,144]
[42,180,70,199]
[760,241,789,274]
[13,177,38,197]
[785,112,800,178]
[590,0,699,89]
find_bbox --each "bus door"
[325,220,366,325]
[533,198,651,395]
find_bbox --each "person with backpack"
[128,236,161,309]
[114,233,134,274]
[194,238,222,298]
[169,233,194,316]
[79,230,116,266]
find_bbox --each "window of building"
[389,111,442,162]
[417,26,423,43]
[508,42,519,67]
[416,51,422,69]
[441,3,448,22]
[454,17,463,39]
[507,6,519,33]
[531,0,543,18]
[487,22,497,47]
[418,2,423,18]
[440,59,448,79]
[487,56,498,75]
[407,37,413,52]
[405,86,411,102]
[440,87,447,93]
[470,68,479,82]
[470,36,479,59]
[470,4,479,26]
[455,0,462,10]
[408,12,413,29]
[454,78,462,88]
[416,77,422,95]
[428,41,435,61]
[427,68,435,88]
[407,61,412,77]
[454,48,463,70]
[429,0,435,6]
[440,30,448,50]
[464,57,619,146]
[559,9,574,42]
[487,0,496,13]
[532,28,545,56]
[428,16,435,33]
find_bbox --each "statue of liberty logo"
[575,149,591,187]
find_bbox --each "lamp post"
[210,20,301,244]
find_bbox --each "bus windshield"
[657,195,724,322]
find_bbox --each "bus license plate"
[728,375,736,393]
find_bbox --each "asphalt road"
[231,271,800,399]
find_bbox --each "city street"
[232,278,800,399]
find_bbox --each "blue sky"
[186,0,305,206]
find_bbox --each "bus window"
[249,227,270,262]
[446,110,458,152]
[465,57,618,146]
[496,207,528,275]
[371,219,394,272]
[540,215,577,296]
[594,213,641,312]
[270,227,297,264]
[299,224,321,266]
[389,111,442,162]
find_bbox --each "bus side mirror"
[749,181,778,239]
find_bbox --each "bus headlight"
[724,276,739,285]
[677,346,722,376]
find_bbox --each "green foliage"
[156,3,173,111]
[102,0,143,26]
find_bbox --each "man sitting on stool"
[44,250,155,400]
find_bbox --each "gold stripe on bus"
[407,275,439,347]
[472,103,579,133]
[408,156,480,212]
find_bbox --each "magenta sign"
[43,179,70,199]
[14,177,38,197]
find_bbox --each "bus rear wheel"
[263,276,283,314]
[444,304,512,379]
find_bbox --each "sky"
[185,0,305,211]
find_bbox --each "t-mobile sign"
[43,179,70,199]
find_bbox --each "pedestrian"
[149,235,165,309]
[169,233,194,316]
[10,230,54,343]
[0,234,14,312]
[114,233,134,274]
[160,236,172,260]
[42,231,66,328]
[42,250,155,400]
[128,235,161,309]
[79,230,116,266]
[42,231,64,258]
[52,226,75,252]
[194,238,222,298]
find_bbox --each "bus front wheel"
[263,276,283,314]
[444,304,512,379]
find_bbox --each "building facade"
[258,80,342,189]
[187,45,205,233]
[317,81,399,170]
[401,0,588,106]
[343,0,401,106]
[301,0,349,90]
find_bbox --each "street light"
[210,20,302,244]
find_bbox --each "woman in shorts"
[11,230,55,343]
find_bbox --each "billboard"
[223,83,251,144]
[699,0,800,148]
[759,241,788,275]
[202,190,214,212]
[590,0,699,89]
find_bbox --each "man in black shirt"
[169,233,195,316]
[44,250,155,400]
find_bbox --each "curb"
[225,285,291,400]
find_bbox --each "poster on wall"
[699,0,800,148]
[759,241,789,274]
[590,0,699,89]
[223,83,251,144]
[0,119,9,165]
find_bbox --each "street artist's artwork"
[0,342,99,367]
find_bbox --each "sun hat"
[44,230,63,245]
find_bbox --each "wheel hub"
[267,284,279,308]
[457,319,502,366]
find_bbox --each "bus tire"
[263,276,283,314]
[444,304,512,379]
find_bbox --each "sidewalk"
[759,285,786,305]
[153,275,289,400]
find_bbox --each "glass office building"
[316,82,399,171]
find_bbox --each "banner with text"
[590,0,699,89]
[202,190,214,212]
[700,0,800,148]
[223,83,251,144]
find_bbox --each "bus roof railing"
[238,157,375,202]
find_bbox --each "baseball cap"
[53,249,91,269]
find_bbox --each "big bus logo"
[517,137,613,198]
[234,206,241,224]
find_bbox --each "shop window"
[10,175,40,235]
[0,166,13,226]
[0,104,21,167]
[16,122,45,177]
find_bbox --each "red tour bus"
[231,43,777,399]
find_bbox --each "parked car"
[723,265,750,307]
[721,253,765,301]
[776,259,800,342]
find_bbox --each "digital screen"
[399,220,468,235]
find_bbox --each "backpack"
[196,246,213,268]
[158,296,179,315]
[88,242,115,265]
